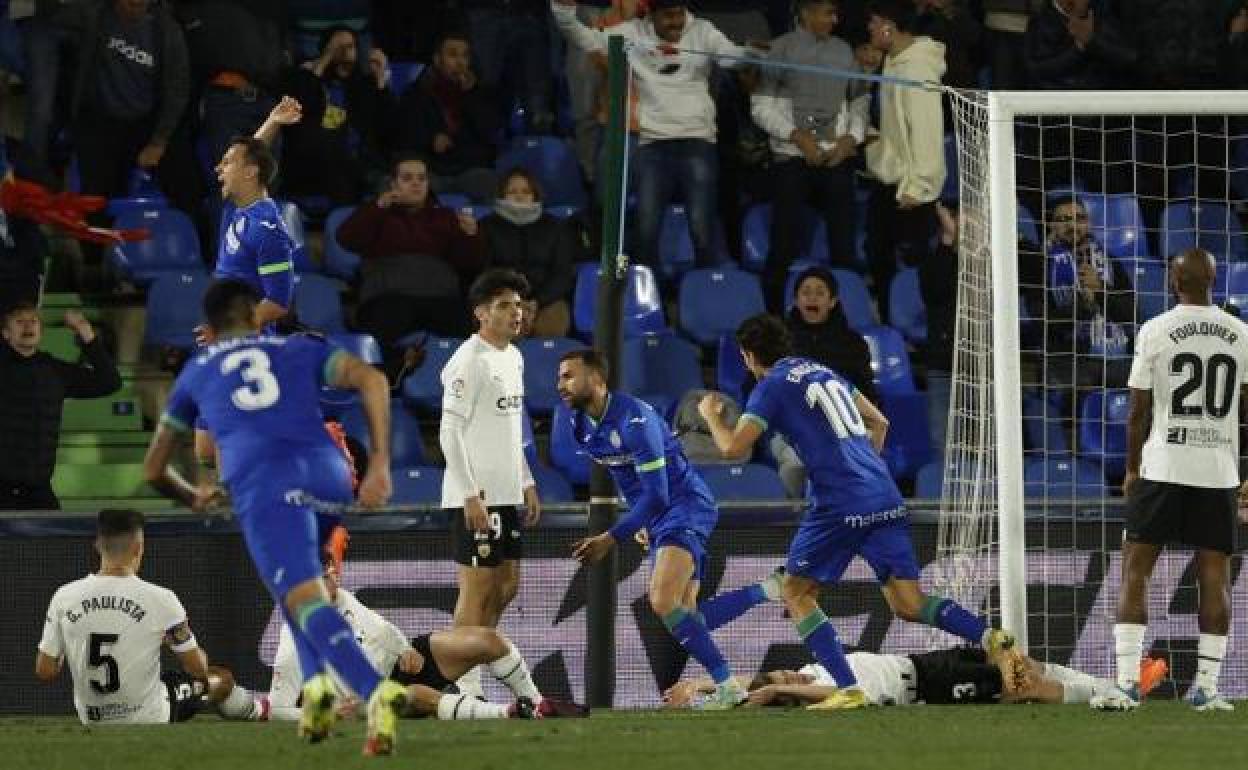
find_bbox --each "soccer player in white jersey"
[35,509,263,724]
[439,268,542,698]
[1092,248,1248,712]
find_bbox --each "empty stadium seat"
[621,334,703,417]
[784,266,877,330]
[112,208,203,284]
[741,203,829,273]
[517,336,581,415]
[436,192,471,210]
[1018,204,1040,244]
[292,273,345,333]
[338,398,427,467]
[144,272,210,349]
[1122,257,1169,320]
[678,267,765,346]
[531,463,575,503]
[861,325,916,395]
[1161,200,1248,262]
[659,204,696,278]
[401,336,463,413]
[274,200,315,273]
[324,206,362,281]
[551,402,592,484]
[879,390,931,480]
[52,462,155,500]
[495,136,588,209]
[1078,389,1130,480]
[697,463,787,500]
[573,263,667,339]
[1023,454,1107,498]
[716,333,748,405]
[914,460,945,498]
[888,268,927,344]
[391,466,445,504]
[61,393,143,432]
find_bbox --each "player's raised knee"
[206,665,236,701]
[648,586,681,617]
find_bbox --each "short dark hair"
[2,299,38,323]
[497,166,544,204]
[392,153,428,177]
[735,314,793,368]
[433,29,471,55]
[318,24,358,58]
[792,265,839,301]
[559,348,609,380]
[98,508,144,539]
[468,268,530,310]
[865,0,917,31]
[228,136,278,188]
[203,279,261,331]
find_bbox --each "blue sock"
[796,609,857,687]
[297,600,382,699]
[920,596,987,644]
[698,584,768,632]
[662,607,732,685]
[281,607,323,684]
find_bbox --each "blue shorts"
[786,510,920,585]
[647,501,716,583]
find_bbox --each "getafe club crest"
[609,431,622,449]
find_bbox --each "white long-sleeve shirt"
[551,1,745,143]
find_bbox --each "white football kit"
[801,653,917,706]
[38,574,197,725]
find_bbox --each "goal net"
[938,89,1248,697]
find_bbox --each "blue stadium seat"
[716,333,748,405]
[293,273,345,332]
[860,325,916,395]
[659,204,696,278]
[697,464,787,500]
[678,267,765,346]
[401,336,463,413]
[338,398,427,467]
[1078,389,1129,480]
[1046,191,1145,258]
[275,200,313,273]
[888,268,927,344]
[107,195,167,219]
[112,208,203,284]
[1161,200,1248,262]
[127,168,167,202]
[388,60,425,94]
[548,205,581,220]
[551,402,592,484]
[392,466,444,504]
[1122,257,1169,320]
[517,336,581,415]
[144,272,209,349]
[880,390,931,480]
[531,463,575,503]
[573,263,667,339]
[915,460,945,498]
[940,135,958,204]
[1223,261,1248,308]
[741,203,829,273]
[1021,390,1069,454]
[621,334,704,417]
[1018,204,1039,244]
[495,136,588,209]
[324,206,362,281]
[784,267,877,330]
[436,192,471,211]
[1023,454,1108,499]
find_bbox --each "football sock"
[661,607,732,685]
[217,685,261,720]
[698,583,769,632]
[281,607,323,683]
[1113,622,1146,691]
[488,642,542,702]
[1194,633,1227,693]
[1041,663,1099,704]
[296,599,381,700]
[437,693,509,720]
[456,666,485,700]
[795,609,857,687]
[918,596,987,644]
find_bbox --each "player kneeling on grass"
[35,509,266,724]
[267,551,587,721]
[664,648,1168,710]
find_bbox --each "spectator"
[862,0,945,323]
[689,0,771,43]
[280,25,396,205]
[911,0,983,89]
[64,0,200,213]
[566,0,636,181]
[0,302,122,510]
[919,202,958,455]
[784,265,878,405]
[397,30,501,204]
[1223,3,1248,89]
[10,0,86,185]
[553,0,747,269]
[479,168,580,338]
[461,0,555,134]
[336,155,486,376]
[981,0,1044,89]
[752,0,864,311]
[0,153,48,311]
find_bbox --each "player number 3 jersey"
[1129,303,1248,488]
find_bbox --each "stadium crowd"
[1,0,1247,510]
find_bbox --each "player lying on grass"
[36,508,267,724]
[266,550,587,721]
[663,648,1168,709]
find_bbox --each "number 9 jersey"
[1129,304,1248,488]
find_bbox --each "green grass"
[2,703,1242,770]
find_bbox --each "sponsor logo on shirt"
[106,36,154,67]
[495,394,523,412]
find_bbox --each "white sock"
[1042,663,1099,704]
[436,693,508,720]
[455,665,485,700]
[487,642,542,702]
[1113,623,1146,691]
[217,685,260,720]
[1194,633,1228,693]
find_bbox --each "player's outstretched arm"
[253,96,302,146]
[854,391,890,454]
[698,393,759,461]
[143,424,211,509]
[34,651,62,682]
[329,352,392,508]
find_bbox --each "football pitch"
[3,703,1243,770]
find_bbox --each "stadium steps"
[56,444,149,464]
[59,497,169,512]
[52,462,158,502]
[61,390,143,432]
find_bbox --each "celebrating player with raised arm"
[36,509,263,725]
[142,279,407,755]
[699,315,1013,711]
[1092,248,1248,712]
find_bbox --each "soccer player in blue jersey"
[211,97,305,331]
[558,349,752,708]
[699,314,1014,711]
[142,279,408,755]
